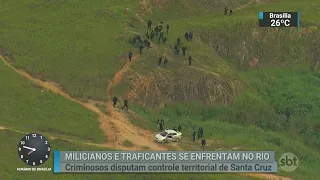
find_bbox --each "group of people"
[193,127,206,150]
[184,32,193,41]
[158,56,168,67]
[147,20,169,45]
[112,97,129,111]
[224,6,233,15]
[128,19,195,67]
[192,127,204,141]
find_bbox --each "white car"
[154,129,182,143]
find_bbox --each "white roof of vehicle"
[165,129,178,134]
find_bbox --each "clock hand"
[27,150,34,156]
[23,146,36,151]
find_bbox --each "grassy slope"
[0,59,105,143]
[126,0,320,179]
[0,0,319,179]
[0,0,138,100]
[0,130,260,180]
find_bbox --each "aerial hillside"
[0,0,319,180]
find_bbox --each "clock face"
[17,133,51,166]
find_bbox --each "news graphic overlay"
[54,151,278,173]
[259,12,300,27]
[278,152,298,172]
[17,133,51,166]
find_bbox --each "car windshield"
[160,131,168,137]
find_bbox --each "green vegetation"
[127,0,320,179]
[0,0,139,100]
[0,130,260,180]
[0,59,105,143]
[0,0,319,179]
[123,140,134,147]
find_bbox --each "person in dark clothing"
[146,32,150,39]
[158,56,162,66]
[161,119,165,126]
[164,58,168,67]
[174,44,178,51]
[150,30,155,41]
[178,124,182,132]
[122,99,128,111]
[159,122,164,131]
[201,139,206,150]
[155,26,159,36]
[224,6,228,15]
[128,51,133,61]
[112,97,118,107]
[160,31,164,38]
[177,38,181,46]
[188,56,192,66]
[166,24,169,34]
[144,40,151,48]
[139,44,143,54]
[162,36,167,44]
[198,127,201,139]
[174,44,179,55]
[229,9,233,15]
[147,19,152,30]
[188,32,193,40]
[182,46,187,56]
[200,127,204,138]
[184,32,189,40]
[192,129,196,141]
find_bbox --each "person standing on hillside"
[155,26,160,36]
[150,30,155,41]
[197,127,201,139]
[112,96,118,107]
[224,6,228,15]
[182,46,187,56]
[160,31,164,39]
[147,19,152,31]
[128,51,133,62]
[184,32,189,40]
[159,121,164,131]
[139,44,144,54]
[175,47,180,55]
[188,55,192,66]
[146,32,150,39]
[174,44,179,55]
[192,129,196,141]
[178,124,182,132]
[162,36,167,44]
[166,24,170,34]
[161,119,165,126]
[158,56,163,66]
[229,9,233,15]
[201,139,206,150]
[200,127,204,138]
[122,99,129,111]
[177,37,181,46]
[164,58,168,67]
[188,32,193,40]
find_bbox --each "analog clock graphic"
[17,133,51,166]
